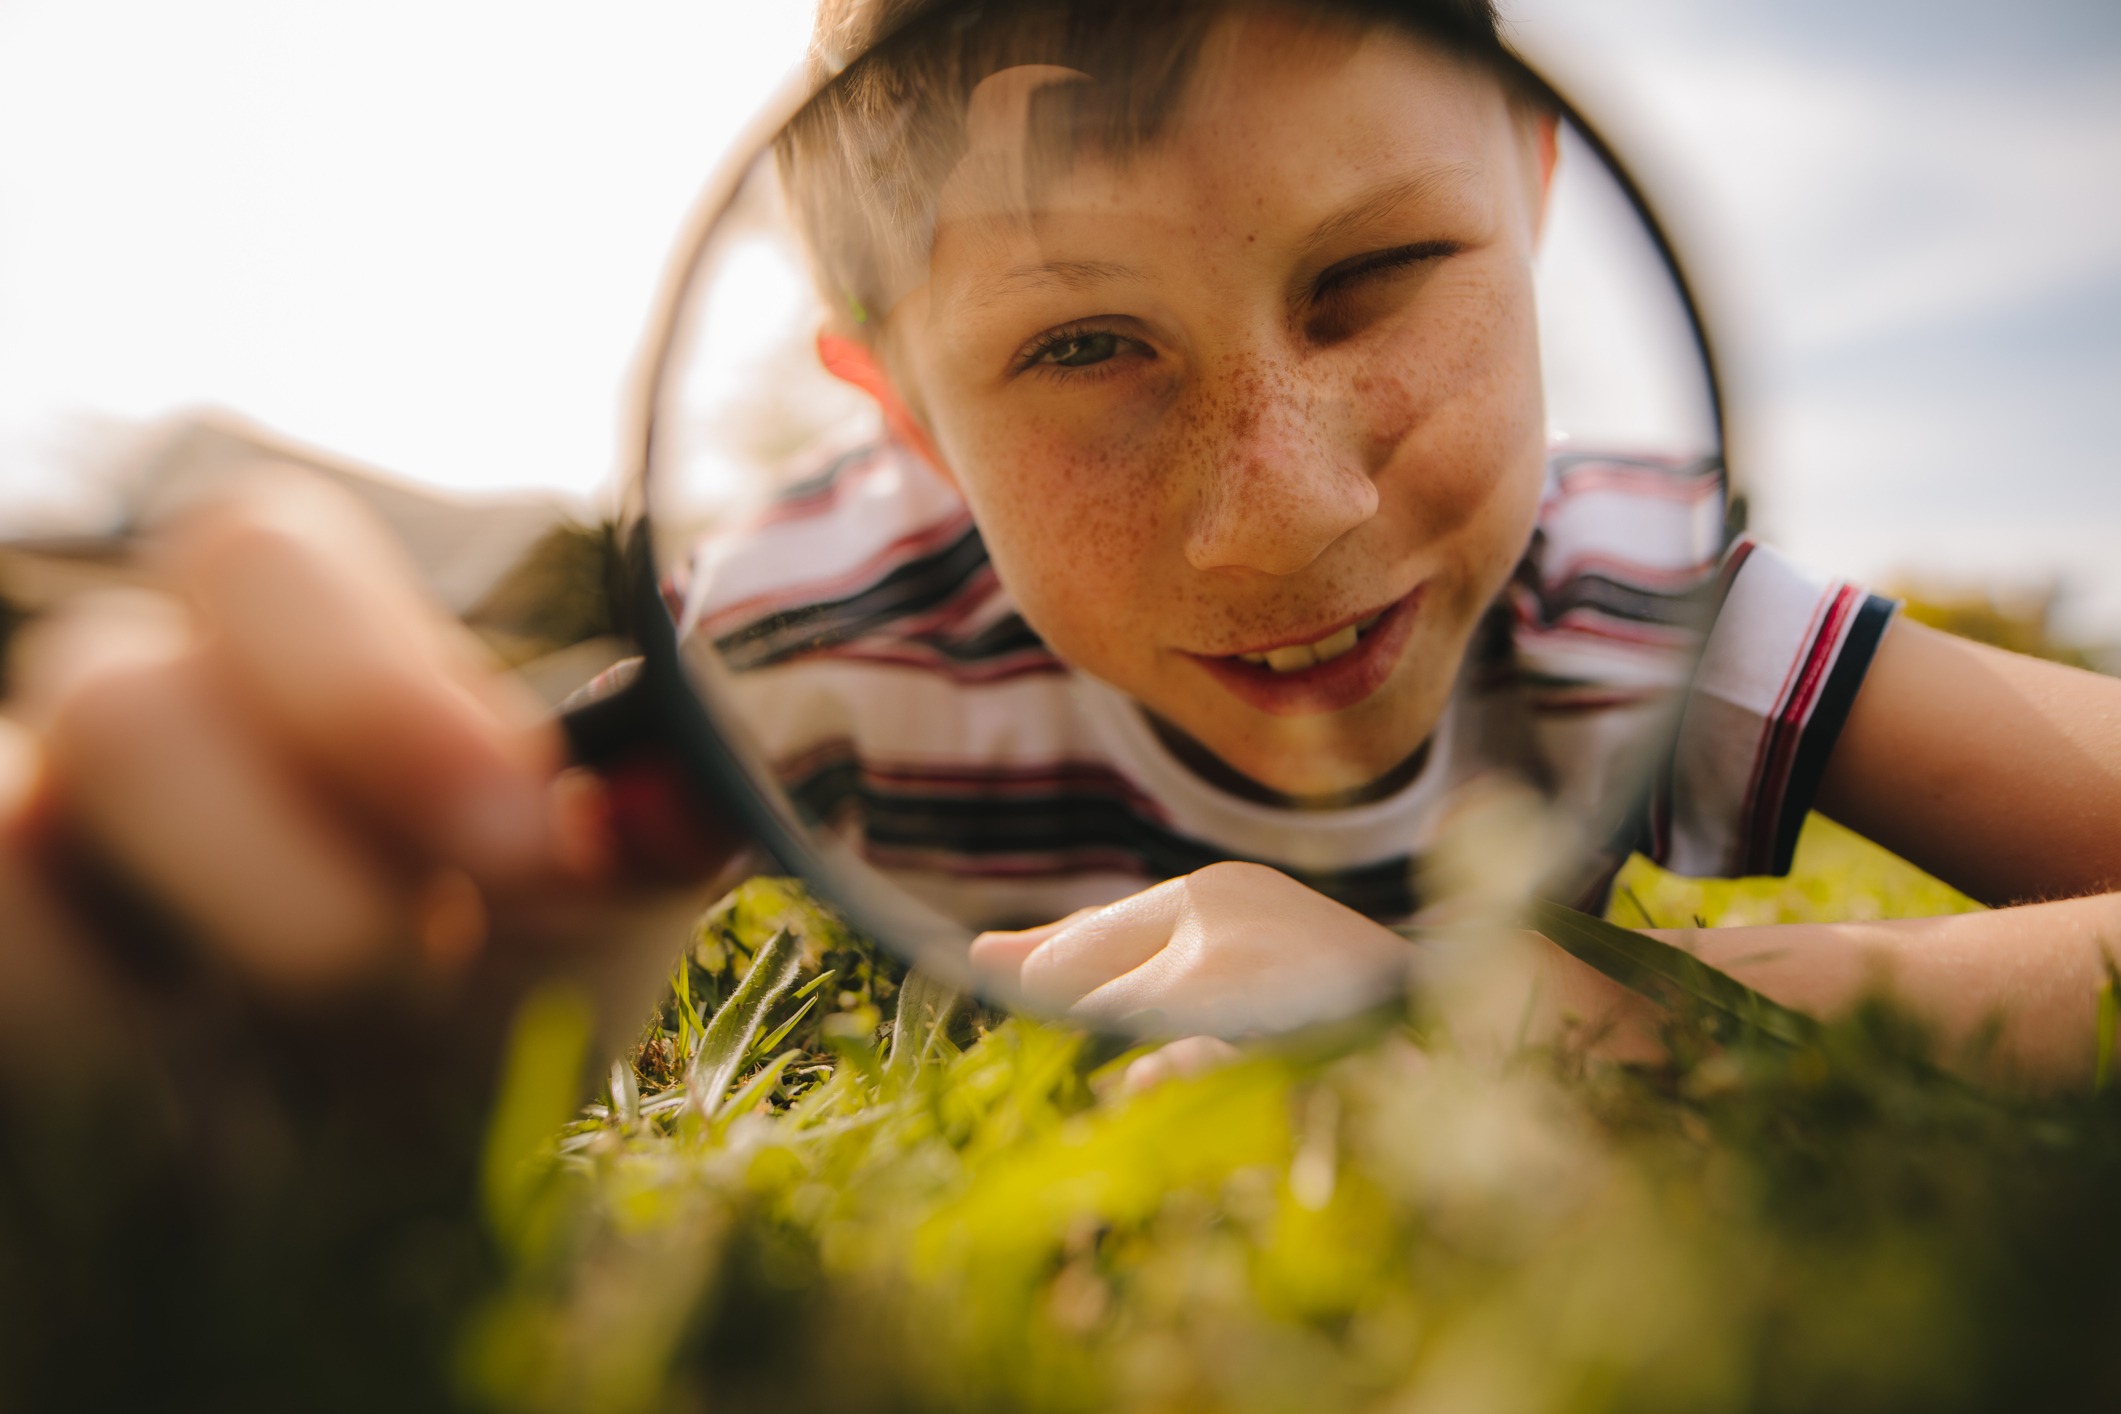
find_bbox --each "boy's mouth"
[1230,611,1387,673]
[1185,588,1422,718]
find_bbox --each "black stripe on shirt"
[788,757,1420,920]
[1525,569,1715,631]
[714,525,996,669]
[1766,592,1897,874]
[941,612,1048,663]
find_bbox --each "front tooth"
[1313,625,1360,662]
[1265,643,1319,673]
[1240,652,1270,665]
[1357,613,1382,633]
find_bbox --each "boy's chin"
[1146,708,1433,807]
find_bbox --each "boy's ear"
[1530,110,1560,238]
[816,331,955,487]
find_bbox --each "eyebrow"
[958,160,1484,311]
[969,257,1139,310]
[1297,160,1485,261]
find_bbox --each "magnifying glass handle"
[558,664,746,885]
[0,532,743,885]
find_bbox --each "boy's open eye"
[1041,332,1122,367]
[1014,324,1150,377]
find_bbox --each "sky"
[3,0,2117,635]
[0,0,814,522]
[1510,0,2121,639]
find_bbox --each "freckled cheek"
[944,421,1176,660]
[1374,464,1532,640]
[1363,286,1544,553]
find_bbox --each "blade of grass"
[2096,950,2120,1094]
[481,984,594,1247]
[711,1051,802,1137]
[674,956,696,1065]
[888,970,962,1074]
[746,994,820,1065]
[609,1058,639,1128]
[686,927,805,1119]
[1528,899,1819,1048]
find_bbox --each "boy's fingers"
[965,931,1042,989]
[1016,882,1186,1012]
[968,905,1102,988]
[37,609,408,993]
[157,480,565,883]
[1120,1035,1241,1095]
[1068,948,1237,1032]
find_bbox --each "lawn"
[460,826,2121,1413]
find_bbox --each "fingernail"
[548,768,616,884]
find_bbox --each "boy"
[6,0,2121,1088]
[679,0,2121,1068]
[702,0,1737,929]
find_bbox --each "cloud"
[1510,0,2121,634]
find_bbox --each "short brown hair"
[774,0,1518,335]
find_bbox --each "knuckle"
[10,591,191,727]
[1188,859,1289,902]
[47,652,191,769]
[1192,859,1269,888]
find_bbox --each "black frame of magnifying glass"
[564,0,1739,984]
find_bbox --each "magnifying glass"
[558,0,1734,1033]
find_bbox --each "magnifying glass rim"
[617,0,1737,990]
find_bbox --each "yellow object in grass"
[1607,812,1985,931]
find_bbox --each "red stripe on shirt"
[692,508,978,636]
[1736,583,1862,874]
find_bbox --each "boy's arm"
[1815,616,2121,906]
[1639,892,2121,1089]
[1570,619,2121,1089]
[965,859,2121,1089]
[1602,615,2121,1090]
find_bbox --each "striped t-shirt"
[676,438,1894,930]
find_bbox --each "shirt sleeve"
[1652,538,1897,878]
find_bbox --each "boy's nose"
[1180,371,1379,577]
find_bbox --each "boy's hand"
[0,476,682,1069]
[969,863,1672,1066]
[968,861,1416,1037]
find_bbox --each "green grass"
[461,847,2121,1414]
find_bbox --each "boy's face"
[886,10,1550,798]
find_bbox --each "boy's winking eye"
[1301,239,1464,343]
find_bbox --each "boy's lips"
[1184,587,1423,716]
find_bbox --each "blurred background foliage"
[463,521,629,669]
